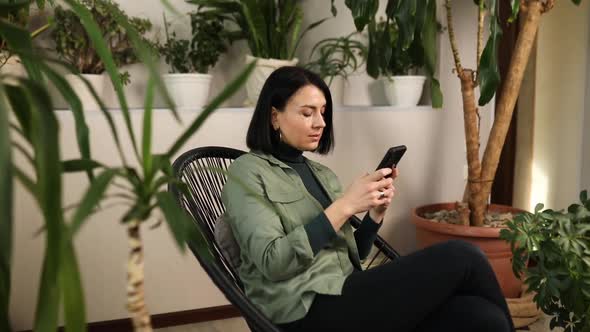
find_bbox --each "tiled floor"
[155,314,560,332]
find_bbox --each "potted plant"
[303,32,367,105]
[187,0,335,105]
[159,10,229,109]
[500,190,590,331]
[370,19,428,107]
[51,0,154,110]
[346,0,585,302]
[345,0,442,108]
[0,0,51,76]
[0,1,254,331]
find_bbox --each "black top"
[272,141,382,261]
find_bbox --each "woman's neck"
[273,140,305,163]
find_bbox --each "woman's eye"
[303,113,312,117]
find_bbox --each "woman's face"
[271,84,327,152]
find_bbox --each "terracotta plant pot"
[411,203,526,298]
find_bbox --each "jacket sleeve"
[221,158,316,282]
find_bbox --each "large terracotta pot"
[412,203,525,298]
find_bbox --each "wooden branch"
[460,69,485,226]
[478,0,545,208]
[445,0,463,75]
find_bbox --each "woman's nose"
[313,113,325,128]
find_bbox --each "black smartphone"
[376,145,407,177]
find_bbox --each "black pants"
[278,240,515,332]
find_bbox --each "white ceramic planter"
[245,55,298,106]
[381,75,426,107]
[65,74,104,111]
[163,73,212,109]
[326,76,344,106]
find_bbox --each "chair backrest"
[170,146,283,332]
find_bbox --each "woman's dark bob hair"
[246,66,334,155]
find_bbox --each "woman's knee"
[441,239,488,264]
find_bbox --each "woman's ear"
[271,107,279,130]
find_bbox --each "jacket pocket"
[262,179,306,232]
[265,187,304,203]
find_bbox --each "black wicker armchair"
[170,146,401,332]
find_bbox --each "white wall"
[526,1,590,210]
[9,0,496,330]
[583,11,590,193]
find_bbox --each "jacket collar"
[251,149,326,172]
[250,150,303,169]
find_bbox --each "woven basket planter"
[507,285,543,328]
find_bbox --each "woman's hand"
[325,168,398,232]
[368,167,399,222]
[339,168,395,216]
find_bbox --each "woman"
[221,66,515,332]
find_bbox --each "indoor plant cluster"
[500,190,590,332]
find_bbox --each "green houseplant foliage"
[500,191,590,332]
[186,0,336,60]
[345,0,443,108]
[0,0,52,68]
[160,10,228,74]
[51,0,154,79]
[304,32,367,86]
[0,0,254,330]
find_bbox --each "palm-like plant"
[0,1,254,331]
[345,0,443,108]
[186,0,336,60]
[304,32,367,86]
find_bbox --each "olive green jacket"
[221,150,361,323]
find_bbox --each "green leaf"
[477,0,502,106]
[422,0,442,108]
[142,77,155,183]
[62,0,140,161]
[71,169,117,234]
[0,84,14,332]
[17,79,63,332]
[59,232,86,332]
[366,21,379,79]
[167,61,255,157]
[535,203,545,213]
[39,64,92,178]
[344,0,379,32]
[394,0,417,51]
[62,159,104,173]
[508,0,520,23]
[5,85,32,143]
[580,190,588,203]
[0,0,31,15]
[430,77,443,108]
[155,191,189,252]
[0,18,42,82]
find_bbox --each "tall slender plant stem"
[445,0,463,75]
[478,0,546,210]
[477,0,486,69]
[447,0,484,225]
[126,219,152,332]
